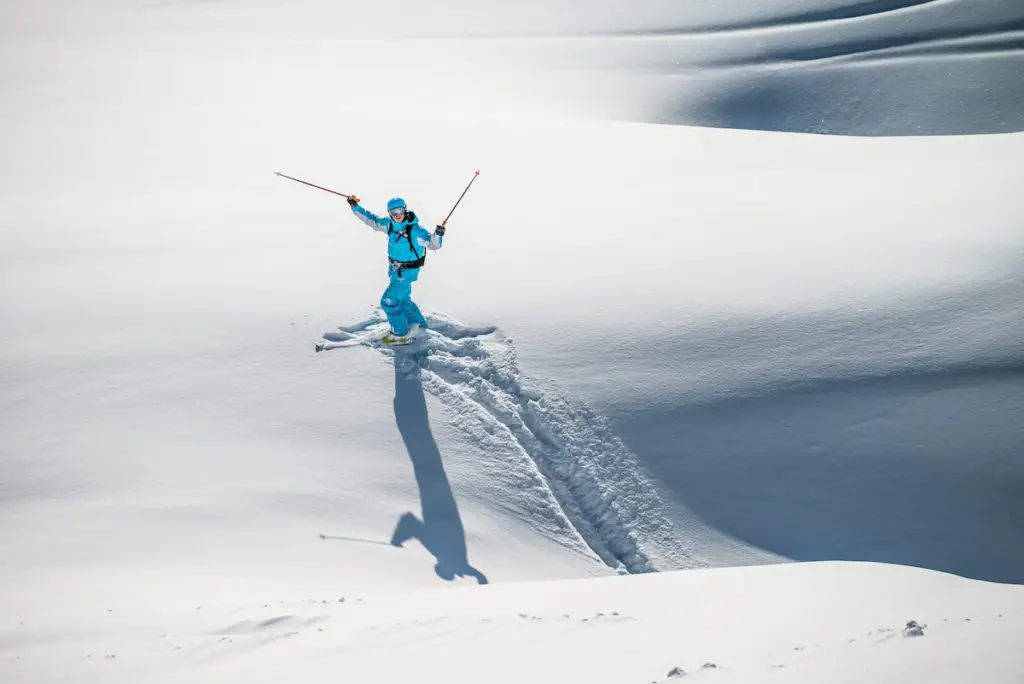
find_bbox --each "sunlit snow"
[1,1,1022,682]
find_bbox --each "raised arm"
[414,224,445,251]
[348,201,389,233]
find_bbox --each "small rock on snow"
[903,620,925,637]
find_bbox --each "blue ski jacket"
[351,205,443,264]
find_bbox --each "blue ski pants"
[381,265,427,336]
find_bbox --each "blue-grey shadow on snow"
[604,280,1024,584]
[389,356,488,585]
[637,12,1024,136]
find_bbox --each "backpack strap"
[388,219,423,262]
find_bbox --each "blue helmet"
[387,197,407,213]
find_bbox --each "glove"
[434,225,446,236]
[346,196,359,207]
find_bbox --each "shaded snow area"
[2,0,1023,683]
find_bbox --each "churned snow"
[1,0,1022,683]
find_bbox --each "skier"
[346,195,445,344]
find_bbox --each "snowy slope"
[5,562,1024,684]
[2,0,1023,682]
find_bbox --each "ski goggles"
[388,207,407,218]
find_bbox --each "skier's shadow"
[389,356,488,585]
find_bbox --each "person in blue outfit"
[347,195,445,344]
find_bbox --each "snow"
[2,0,1023,682]
[5,563,1024,684]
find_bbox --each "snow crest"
[322,311,688,574]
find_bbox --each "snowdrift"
[5,562,1024,684]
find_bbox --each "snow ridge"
[327,311,686,574]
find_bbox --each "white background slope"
[1,1,1023,682]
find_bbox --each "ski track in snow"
[318,311,691,574]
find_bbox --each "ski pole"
[275,171,358,202]
[440,170,480,227]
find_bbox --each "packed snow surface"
[1,0,1022,682]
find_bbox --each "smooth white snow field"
[1,1,1022,682]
